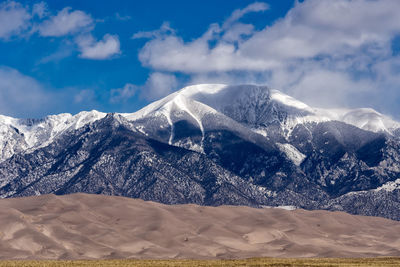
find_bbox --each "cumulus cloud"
[0,1,120,61]
[110,83,137,103]
[135,0,400,117]
[238,0,400,63]
[0,1,31,40]
[136,2,275,73]
[138,0,400,73]
[36,6,121,61]
[38,7,93,37]
[76,34,121,60]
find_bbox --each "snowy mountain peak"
[315,107,400,134]
[130,84,311,126]
[129,83,400,134]
[0,110,106,161]
[17,110,106,147]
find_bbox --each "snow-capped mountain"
[1,84,397,161]
[1,84,400,221]
[128,84,399,134]
[124,84,400,153]
[0,111,106,161]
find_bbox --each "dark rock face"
[1,111,400,221]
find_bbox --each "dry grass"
[1,258,399,267]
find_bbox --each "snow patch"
[262,205,297,210]
[375,179,400,192]
[277,143,306,166]
[275,205,297,211]
[270,90,314,112]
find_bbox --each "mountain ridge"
[1,84,399,162]
[0,84,399,221]
[1,84,398,162]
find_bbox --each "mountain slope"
[0,114,269,206]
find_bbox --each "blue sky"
[1,0,400,119]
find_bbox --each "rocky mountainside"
[0,84,399,220]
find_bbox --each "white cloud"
[37,44,74,64]
[222,23,254,43]
[32,2,47,19]
[77,34,121,60]
[136,0,400,117]
[238,0,400,63]
[110,73,177,103]
[38,7,93,37]
[36,6,121,61]
[136,2,276,73]
[0,66,50,117]
[0,66,106,117]
[223,2,269,29]
[36,6,122,61]
[110,83,137,103]
[139,0,400,73]
[138,0,400,73]
[0,2,121,61]
[132,22,174,39]
[0,1,31,40]
[141,72,178,101]
[281,68,374,108]
[74,89,95,103]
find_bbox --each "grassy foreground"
[1,258,400,267]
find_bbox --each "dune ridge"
[0,193,399,260]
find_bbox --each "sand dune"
[0,193,399,260]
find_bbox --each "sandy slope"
[0,193,399,260]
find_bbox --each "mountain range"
[1,84,399,220]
